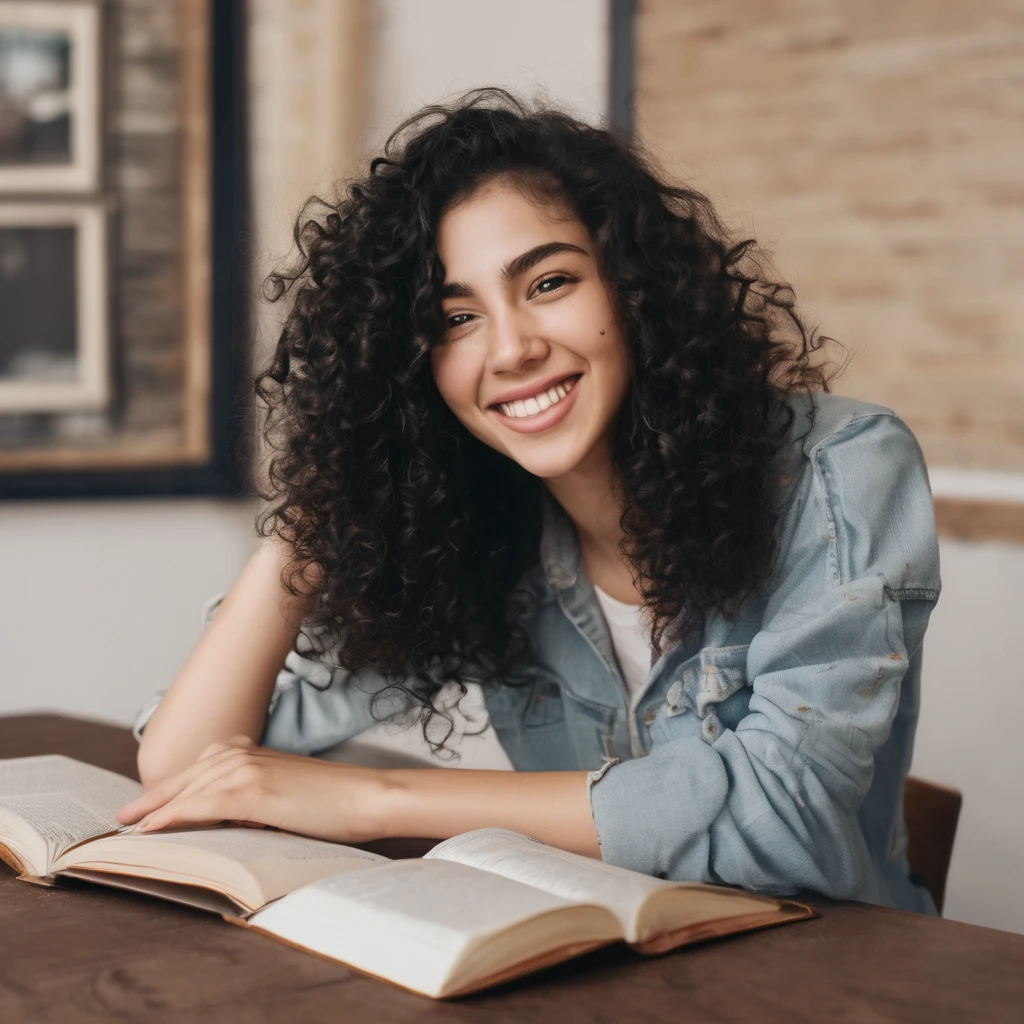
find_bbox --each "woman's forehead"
[437,182,588,272]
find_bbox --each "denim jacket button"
[643,708,656,726]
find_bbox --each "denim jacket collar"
[537,490,679,740]
[539,491,580,591]
[539,491,625,691]
[538,488,689,665]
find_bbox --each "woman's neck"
[544,446,643,605]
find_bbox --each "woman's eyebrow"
[441,241,588,299]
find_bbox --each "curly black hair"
[254,87,839,754]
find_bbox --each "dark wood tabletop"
[2,713,1022,1023]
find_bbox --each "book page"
[426,828,674,942]
[137,825,385,864]
[0,755,143,865]
[56,825,391,909]
[58,868,250,917]
[249,858,618,998]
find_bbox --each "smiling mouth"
[491,375,581,419]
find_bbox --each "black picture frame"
[608,0,636,142]
[0,0,249,501]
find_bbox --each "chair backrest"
[903,775,962,915]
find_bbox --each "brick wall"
[637,0,1024,473]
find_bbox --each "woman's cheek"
[431,347,481,423]
[429,348,459,408]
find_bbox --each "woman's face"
[430,180,630,482]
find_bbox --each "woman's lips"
[489,375,582,434]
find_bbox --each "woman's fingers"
[132,752,254,821]
[134,790,251,833]
[116,742,254,823]
[221,734,257,750]
[134,760,268,833]
[116,755,223,823]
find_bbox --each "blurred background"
[0,1,1021,934]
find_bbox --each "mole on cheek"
[599,330,605,336]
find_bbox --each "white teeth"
[498,377,576,418]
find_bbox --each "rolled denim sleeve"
[132,593,397,755]
[587,412,941,899]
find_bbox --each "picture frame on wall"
[0,0,248,498]
[0,201,109,414]
[0,0,101,194]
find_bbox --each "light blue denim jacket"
[134,392,941,914]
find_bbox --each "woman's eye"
[535,274,568,295]
[446,313,474,329]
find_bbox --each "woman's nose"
[485,309,547,374]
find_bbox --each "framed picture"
[0,0,248,498]
[0,201,109,413]
[0,0,101,193]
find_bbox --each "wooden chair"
[903,775,963,915]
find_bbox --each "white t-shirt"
[593,584,655,703]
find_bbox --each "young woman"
[117,89,941,914]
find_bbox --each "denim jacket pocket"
[482,667,576,771]
[665,644,751,744]
[560,690,618,767]
[483,666,565,733]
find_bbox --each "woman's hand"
[115,736,385,844]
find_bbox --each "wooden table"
[2,713,1023,1022]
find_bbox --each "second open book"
[0,755,812,998]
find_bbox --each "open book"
[1,754,812,999]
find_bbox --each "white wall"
[1,0,1020,934]
[907,540,1024,935]
[0,499,257,723]
[366,0,609,149]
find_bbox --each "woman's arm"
[377,768,601,857]
[136,538,315,788]
[586,412,942,899]
[118,735,601,858]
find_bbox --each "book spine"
[16,873,61,888]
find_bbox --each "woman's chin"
[507,446,589,482]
